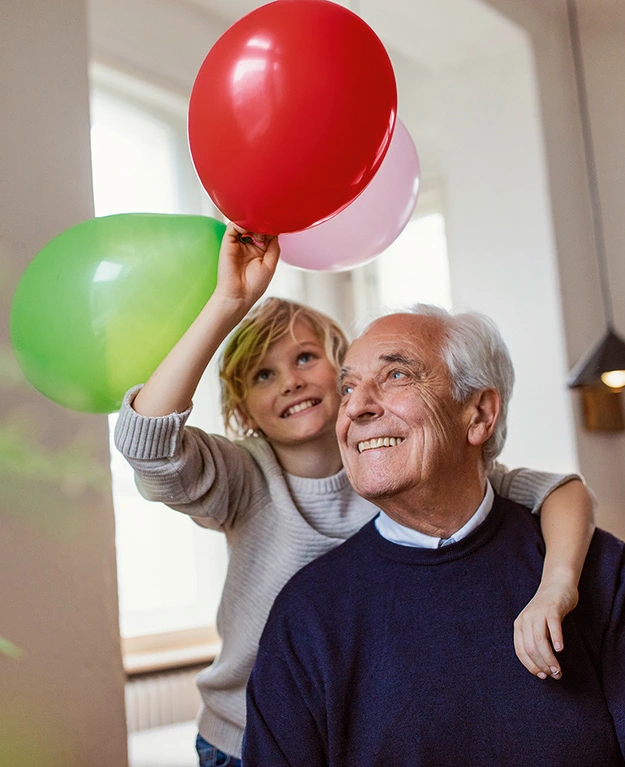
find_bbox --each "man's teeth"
[283,399,319,417]
[357,437,404,453]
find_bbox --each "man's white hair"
[406,304,515,468]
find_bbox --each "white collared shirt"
[375,481,495,548]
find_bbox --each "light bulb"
[600,370,625,390]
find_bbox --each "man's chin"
[348,475,404,503]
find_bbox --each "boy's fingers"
[531,630,561,678]
[226,222,248,239]
[515,615,562,679]
[524,639,551,676]
[514,634,544,679]
[238,231,271,248]
[226,221,277,249]
[265,235,281,259]
[547,615,564,653]
[514,623,537,672]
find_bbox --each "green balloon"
[10,213,225,413]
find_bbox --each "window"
[90,64,304,640]
[90,65,226,639]
[375,212,451,310]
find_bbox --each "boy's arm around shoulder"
[488,461,587,514]
[490,462,596,680]
[489,463,596,620]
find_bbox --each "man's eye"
[390,370,405,380]
[340,384,354,396]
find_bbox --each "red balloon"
[188,0,397,234]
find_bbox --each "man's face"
[336,314,472,505]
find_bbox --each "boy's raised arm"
[133,223,279,417]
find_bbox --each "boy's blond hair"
[220,297,349,437]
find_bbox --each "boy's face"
[242,320,341,450]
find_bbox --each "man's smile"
[357,437,405,453]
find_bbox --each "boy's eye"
[254,369,272,383]
[297,352,314,365]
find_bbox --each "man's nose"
[344,381,382,421]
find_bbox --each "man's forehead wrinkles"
[342,347,423,375]
[380,352,419,366]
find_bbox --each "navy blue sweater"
[244,496,625,766]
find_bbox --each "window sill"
[122,626,221,677]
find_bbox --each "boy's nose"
[281,371,305,394]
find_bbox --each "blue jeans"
[196,733,242,767]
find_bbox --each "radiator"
[125,666,204,732]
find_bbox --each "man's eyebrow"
[381,353,420,367]
[339,354,423,382]
[381,353,429,376]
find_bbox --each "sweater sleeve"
[114,385,268,531]
[487,462,582,515]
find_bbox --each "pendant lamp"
[566,0,625,394]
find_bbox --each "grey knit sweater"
[114,385,578,758]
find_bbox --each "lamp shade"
[568,328,625,388]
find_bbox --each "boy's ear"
[238,405,258,435]
[467,388,500,447]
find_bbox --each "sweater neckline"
[284,466,352,495]
[363,496,506,565]
[243,435,353,495]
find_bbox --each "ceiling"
[180,0,526,72]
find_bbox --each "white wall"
[0,0,128,765]
[430,44,578,473]
[387,16,579,474]
[89,0,229,95]
[485,0,625,538]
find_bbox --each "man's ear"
[467,388,500,447]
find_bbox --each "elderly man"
[243,306,625,767]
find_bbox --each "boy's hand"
[513,578,578,680]
[215,221,281,306]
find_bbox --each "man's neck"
[377,471,488,539]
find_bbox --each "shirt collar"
[374,481,495,549]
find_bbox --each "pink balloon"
[279,119,420,271]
